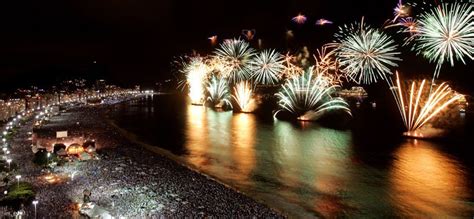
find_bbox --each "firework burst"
[292,13,307,24]
[206,76,232,108]
[390,72,463,133]
[412,3,474,77]
[232,81,256,112]
[275,66,351,121]
[214,39,255,84]
[205,56,232,77]
[316,19,333,26]
[249,49,286,85]
[335,20,402,84]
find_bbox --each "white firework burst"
[275,66,351,121]
[249,49,285,85]
[206,76,232,108]
[180,56,209,105]
[336,21,402,84]
[214,39,255,84]
[412,3,474,77]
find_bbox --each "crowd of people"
[6,97,283,218]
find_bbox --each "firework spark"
[242,29,256,41]
[334,19,369,41]
[214,39,255,84]
[315,19,333,26]
[206,76,232,108]
[292,13,307,24]
[314,43,345,85]
[398,17,418,35]
[390,72,463,133]
[182,57,209,105]
[249,49,286,85]
[275,66,351,121]
[336,20,402,84]
[412,3,474,77]
[232,81,256,112]
[282,53,304,78]
[205,56,232,77]
[286,30,294,39]
[384,17,418,38]
[393,0,410,21]
[208,35,218,46]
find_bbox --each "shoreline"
[104,111,289,217]
[9,99,285,218]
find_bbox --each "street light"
[6,159,12,171]
[47,152,51,166]
[15,175,21,187]
[32,200,38,219]
[71,171,77,180]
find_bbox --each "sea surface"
[109,94,474,218]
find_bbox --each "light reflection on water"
[182,105,358,217]
[390,140,471,217]
[185,107,258,187]
[113,96,474,218]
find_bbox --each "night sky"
[0,0,472,93]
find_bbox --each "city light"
[32,200,39,219]
[6,158,12,171]
[15,175,21,187]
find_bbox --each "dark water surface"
[109,94,474,218]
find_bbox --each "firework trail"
[390,72,463,132]
[232,81,255,112]
[181,56,209,105]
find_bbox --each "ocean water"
[109,94,474,218]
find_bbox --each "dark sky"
[0,0,472,93]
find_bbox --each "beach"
[8,100,284,218]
